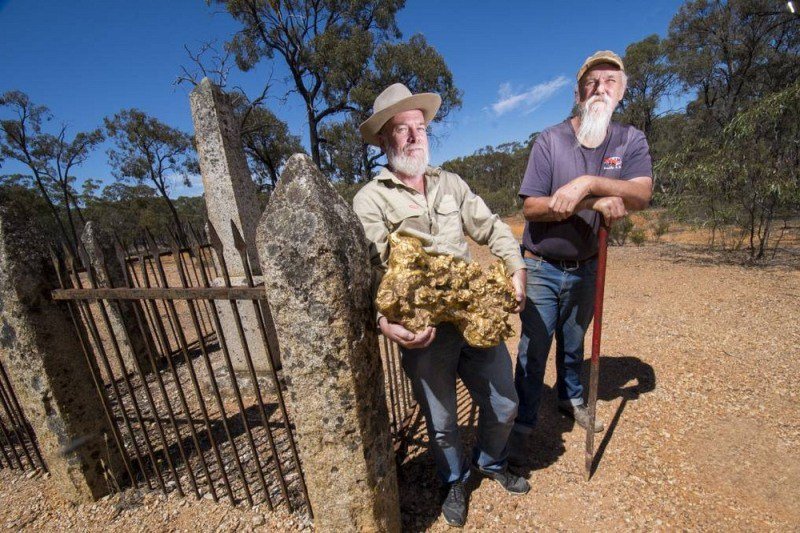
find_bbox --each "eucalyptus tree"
[104,109,196,236]
[666,0,800,129]
[321,33,463,182]
[0,90,103,252]
[214,0,405,167]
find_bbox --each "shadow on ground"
[396,355,656,530]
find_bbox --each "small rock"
[252,515,265,526]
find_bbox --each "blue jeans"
[514,256,597,434]
[400,323,518,483]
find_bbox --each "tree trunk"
[308,116,321,168]
[157,188,186,244]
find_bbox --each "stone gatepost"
[81,221,154,377]
[256,154,400,532]
[0,206,121,502]
[190,77,279,377]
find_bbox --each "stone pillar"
[81,221,154,377]
[0,206,122,502]
[256,154,400,532]
[190,77,277,374]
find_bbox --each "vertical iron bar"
[0,361,46,471]
[79,245,168,493]
[64,250,153,490]
[117,247,200,499]
[169,239,250,506]
[0,376,35,470]
[136,252,214,500]
[208,225,285,510]
[225,221,310,512]
[50,250,138,488]
[193,240,276,510]
[93,249,188,496]
[126,256,171,359]
[381,336,400,436]
[145,234,230,503]
[0,396,24,469]
[145,253,180,355]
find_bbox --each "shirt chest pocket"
[385,203,423,233]
[434,195,462,242]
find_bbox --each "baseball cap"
[577,50,625,82]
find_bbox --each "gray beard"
[386,145,429,177]
[577,96,614,148]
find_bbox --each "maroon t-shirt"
[519,119,652,261]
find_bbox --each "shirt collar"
[375,166,440,188]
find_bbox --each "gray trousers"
[400,323,518,483]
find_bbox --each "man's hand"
[592,196,627,224]
[511,268,526,313]
[549,175,591,219]
[379,317,437,349]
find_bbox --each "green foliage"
[609,217,634,246]
[630,227,647,247]
[0,90,104,251]
[216,0,406,166]
[321,33,463,183]
[650,212,671,242]
[441,138,535,216]
[619,34,675,140]
[666,0,800,129]
[105,109,196,235]
[239,104,305,191]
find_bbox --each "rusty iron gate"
[50,224,310,513]
[42,219,419,515]
[0,359,47,474]
[379,337,420,462]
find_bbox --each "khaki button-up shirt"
[353,166,525,280]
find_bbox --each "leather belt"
[523,249,596,270]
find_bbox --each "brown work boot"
[558,403,604,433]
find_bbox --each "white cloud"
[490,76,570,116]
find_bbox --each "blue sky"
[0,0,686,197]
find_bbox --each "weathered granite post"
[257,154,400,532]
[190,77,279,376]
[0,206,121,502]
[81,221,154,376]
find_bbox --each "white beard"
[576,94,614,148]
[386,144,429,177]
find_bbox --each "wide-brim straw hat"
[359,83,441,147]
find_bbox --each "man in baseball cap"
[353,83,529,527]
[511,51,653,456]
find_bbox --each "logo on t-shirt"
[602,156,622,170]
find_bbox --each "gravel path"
[2,220,798,531]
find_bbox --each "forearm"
[523,196,597,222]
[584,176,652,211]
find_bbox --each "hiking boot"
[559,403,604,433]
[441,480,467,527]
[474,464,530,495]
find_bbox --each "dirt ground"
[2,216,799,531]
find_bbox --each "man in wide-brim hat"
[353,83,530,527]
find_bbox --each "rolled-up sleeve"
[453,175,525,275]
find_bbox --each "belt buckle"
[560,258,580,271]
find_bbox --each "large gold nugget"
[376,233,517,348]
